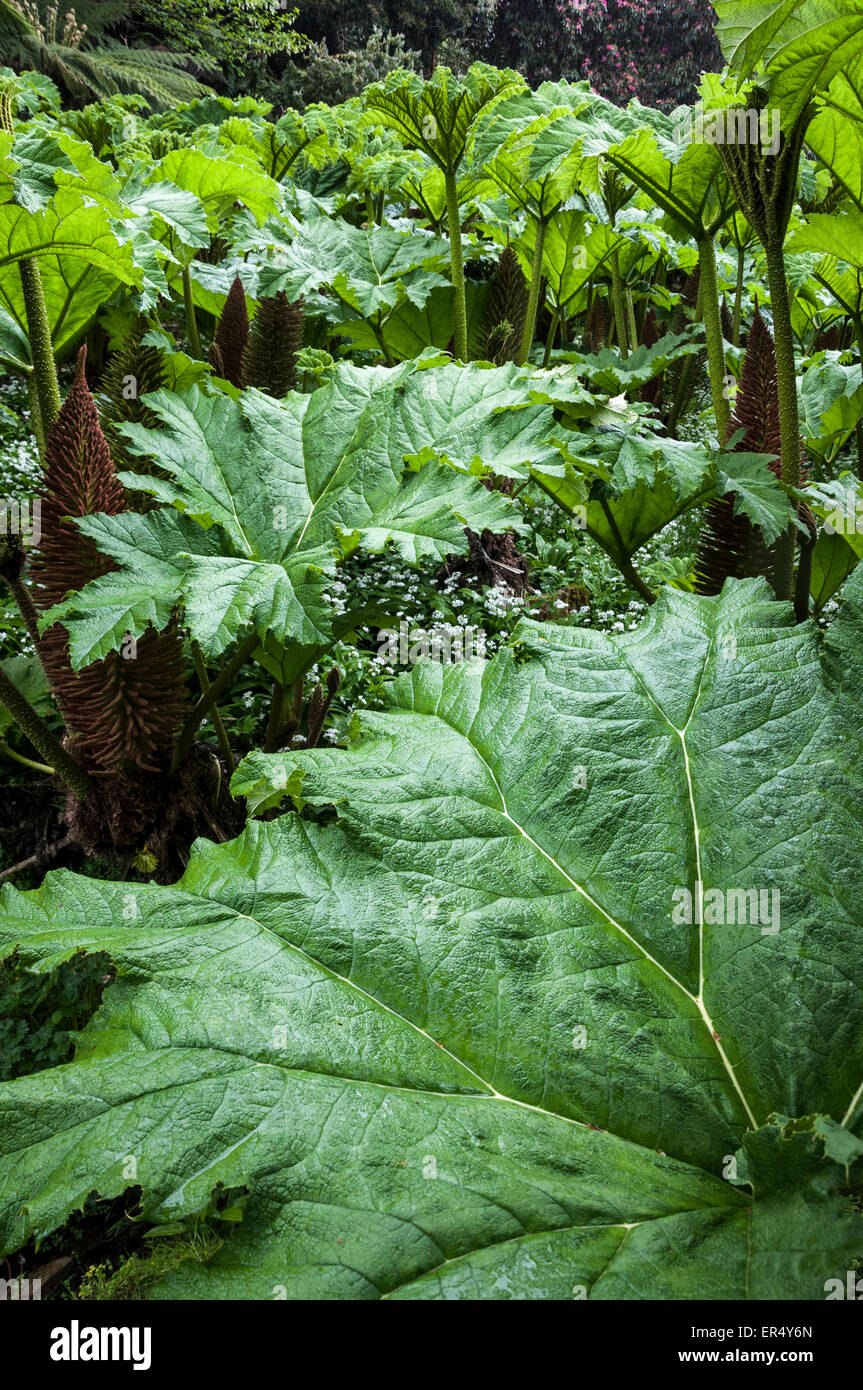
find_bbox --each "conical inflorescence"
[100,316,167,492]
[30,348,185,773]
[209,274,249,388]
[481,246,528,364]
[694,303,783,594]
[243,292,305,397]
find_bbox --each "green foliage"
[2,2,216,109]
[714,0,863,126]
[365,62,524,176]
[41,362,528,678]
[277,29,420,112]
[131,0,306,68]
[0,947,112,1081]
[1,23,863,1303]
[77,1225,225,1300]
[3,575,863,1295]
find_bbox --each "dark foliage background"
[2,0,721,110]
[291,0,721,109]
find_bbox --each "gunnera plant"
[28,348,195,869]
[481,245,529,364]
[694,304,815,618]
[243,292,305,398]
[208,274,249,388]
[99,316,167,497]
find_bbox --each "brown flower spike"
[30,346,185,773]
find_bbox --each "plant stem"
[625,287,638,353]
[0,739,54,774]
[26,372,46,458]
[444,168,467,360]
[191,642,235,775]
[517,217,547,366]
[371,320,396,367]
[0,96,58,443]
[5,571,41,647]
[855,318,863,473]
[610,249,629,359]
[697,237,732,443]
[182,262,203,359]
[763,234,801,600]
[794,522,815,624]
[599,499,656,605]
[666,276,703,436]
[19,258,60,435]
[2,572,81,745]
[666,353,696,437]
[264,681,289,752]
[0,665,93,799]
[542,306,560,367]
[171,631,258,773]
[733,241,745,347]
[291,676,304,722]
[0,834,73,884]
[618,554,657,606]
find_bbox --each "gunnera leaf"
[100,317,167,495]
[1,575,862,1299]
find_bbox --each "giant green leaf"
[798,357,863,464]
[807,96,863,210]
[334,279,489,360]
[471,83,593,223]
[807,476,863,608]
[0,191,139,281]
[714,0,863,126]
[0,129,76,212]
[364,64,524,178]
[527,422,796,567]
[788,209,863,272]
[514,211,628,318]
[45,365,526,667]
[255,215,452,329]
[148,148,280,232]
[571,90,734,242]
[564,331,703,396]
[2,576,862,1298]
[0,191,145,354]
